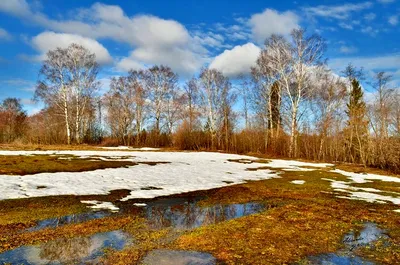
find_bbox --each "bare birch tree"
[183,78,200,132]
[36,47,72,144]
[144,66,178,136]
[103,76,135,145]
[371,72,393,138]
[35,44,99,144]
[199,68,229,149]
[67,44,100,144]
[127,70,147,146]
[313,67,346,160]
[261,29,326,157]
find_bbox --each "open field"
[0,148,399,264]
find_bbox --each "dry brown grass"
[0,155,400,264]
[0,154,137,175]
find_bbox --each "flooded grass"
[0,230,132,264]
[142,249,216,265]
[303,222,389,264]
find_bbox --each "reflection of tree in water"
[39,237,91,264]
[145,199,201,229]
[145,199,266,230]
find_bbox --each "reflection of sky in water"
[142,249,216,265]
[0,230,131,265]
[307,254,374,265]
[343,222,388,250]
[2,197,267,264]
[306,223,387,265]
[27,211,111,232]
[143,197,266,230]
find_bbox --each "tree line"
[1,29,400,172]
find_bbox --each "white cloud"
[0,2,210,75]
[0,0,31,16]
[249,9,299,43]
[330,54,400,70]
[0,28,11,40]
[209,43,261,77]
[115,58,144,72]
[339,45,358,54]
[377,0,395,3]
[21,98,35,105]
[303,2,373,20]
[361,26,379,36]
[117,45,207,76]
[389,15,398,26]
[31,31,113,64]
[364,13,376,21]
[339,23,354,30]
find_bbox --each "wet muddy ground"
[0,158,400,264]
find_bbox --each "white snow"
[0,151,333,202]
[101,146,160,151]
[323,178,400,204]
[261,160,333,171]
[133,203,147,207]
[291,180,305,185]
[81,200,120,212]
[101,146,132,150]
[394,209,400,213]
[331,169,400,184]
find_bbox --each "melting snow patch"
[101,146,132,150]
[261,160,333,171]
[0,151,283,201]
[394,209,400,213]
[133,203,147,207]
[291,180,305,185]
[323,178,400,205]
[331,169,400,184]
[81,200,120,212]
[101,146,160,151]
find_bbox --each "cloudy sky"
[0,0,399,114]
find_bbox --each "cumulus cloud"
[0,2,210,75]
[0,0,31,16]
[209,43,261,77]
[249,9,299,43]
[31,32,113,64]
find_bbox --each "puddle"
[305,223,388,265]
[27,210,111,232]
[0,230,132,264]
[141,196,268,230]
[306,254,374,265]
[142,249,216,265]
[342,222,388,251]
[4,195,270,263]
[21,196,268,235]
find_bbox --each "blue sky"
[0,0,399,114]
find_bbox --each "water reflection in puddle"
[141,197,268,230]
[0,230,131,265]
[27,210,111,232]
[3,196,268,264]
[305,223,387,265]
[142,249,216,265]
